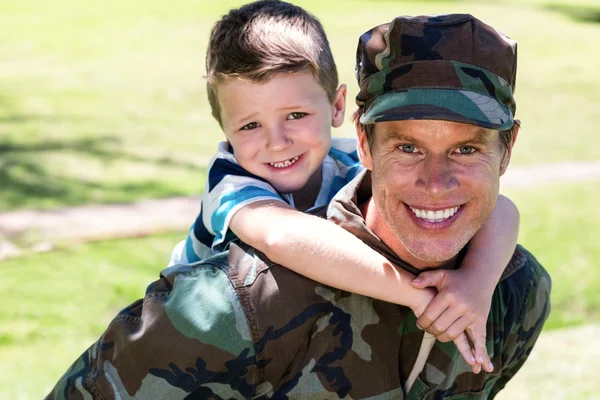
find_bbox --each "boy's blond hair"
[206,0,339,125]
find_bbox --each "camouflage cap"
[355,14,517,130]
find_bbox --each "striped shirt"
[170,138,363,265]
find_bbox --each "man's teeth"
[269,156,300,168]
[409,206,460,223]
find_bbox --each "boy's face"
[217,71,346,196]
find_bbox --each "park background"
[1,0,599,398]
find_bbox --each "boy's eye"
[399,144,417,153]
[287,112,307,120]
[456,146,476,154]
[240,122,259,131]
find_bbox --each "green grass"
[1,181,598,398]
[1,0,599,211]
[0,232,183,400]
[502,181,600,330]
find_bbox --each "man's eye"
[287,112,307,120]
[457,146,476,154]
[240,122,259,131]
[399,144,417,153]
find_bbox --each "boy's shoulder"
[329,137,359,164]
[328,137,361,168]
[206,141,272,191]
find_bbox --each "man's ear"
[331,84,347,128]
[356,122,373,170]
[499,123,520,176]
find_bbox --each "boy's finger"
[416,295,449,330]
[435,316,470,343]
[467,326,494,373]
[412,270,447,289]
[452,333,477,367]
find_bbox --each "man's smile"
[404,203,465,229]
[408,205,462,222]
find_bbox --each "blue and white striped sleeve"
[201,142,287,253]
[322,138,364,203]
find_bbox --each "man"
[47,14,551,399]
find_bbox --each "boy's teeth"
[409,206,460,223]
[269,156,300,168]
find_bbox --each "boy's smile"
[267,154,302,169]
[217,71,346,209]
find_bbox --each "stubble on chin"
[389,214,482,266]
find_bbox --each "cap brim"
[360,88,514,130]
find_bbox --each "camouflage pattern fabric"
[355,14,517,130]
[47,171,551,399]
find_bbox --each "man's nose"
[416,155,459,195]
[265,124,293,152]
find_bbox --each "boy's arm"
[230,200,434,313]
[231,200,481,370]
[412,194,520,372]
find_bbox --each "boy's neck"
[292,165,323,212]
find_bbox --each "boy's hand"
[411,268,494,373]
[453,332,484,374]
[409,286,482,374]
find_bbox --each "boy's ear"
[356,123,373,170]
[331,84,347,128]
[499,122,520,176]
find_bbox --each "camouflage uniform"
[47,14,552,399]
[47,170,551,400]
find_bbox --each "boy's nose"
[265,125,293,151]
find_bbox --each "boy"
[171,0,518,373]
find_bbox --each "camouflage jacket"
[47,171,551,399]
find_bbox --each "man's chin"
[402,238,466,265]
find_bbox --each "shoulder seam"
[204,258,262,395]
[235,280,261,396]
[514,255,535,328]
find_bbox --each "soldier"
[47,12,551,400]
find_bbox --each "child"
[171,0,518,373]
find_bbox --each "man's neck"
[361,197,459,271]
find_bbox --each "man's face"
[358,119,517,267]
[217,71,346,198]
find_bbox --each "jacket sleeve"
[46,261,259,400]
[490,253,552,398]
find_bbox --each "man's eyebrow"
[455,130,496,146]
[380,131,426,147]
[380,127,496,147]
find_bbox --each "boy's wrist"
[459,261,501,291]
[410,287,436,317]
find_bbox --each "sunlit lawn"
[1,0,599,210]
[502,182,600,329]
[0,181,598,398]
[0,233,182,400]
